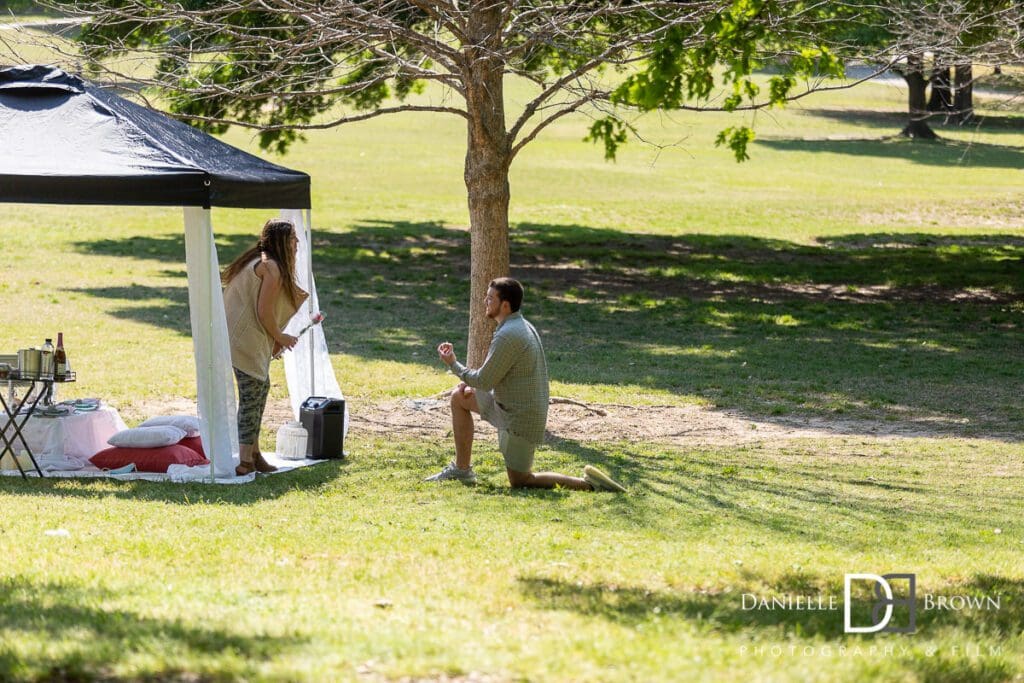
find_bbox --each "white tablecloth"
[3,406,126,467]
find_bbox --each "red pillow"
[90,444,209,473]
[179,436,205,459]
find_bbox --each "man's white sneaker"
[424,461,477,484]
[583,465,627,493]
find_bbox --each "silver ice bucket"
[17,348,41,377]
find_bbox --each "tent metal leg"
[306,208,315,397]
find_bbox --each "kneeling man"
[427,277,625,492]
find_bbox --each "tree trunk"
[901,55,938,139]
[463,3,511,366]
[927,67,952,113]
[953,63,973,124]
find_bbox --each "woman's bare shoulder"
[255,257,283,281]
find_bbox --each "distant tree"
[31,0,851,363]
[952,63,974,123]
[828,1,1024,138]
[927,66,952,114]
[586,2,1024,145]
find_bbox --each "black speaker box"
[299,396,345,459]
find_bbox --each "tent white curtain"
[280,209,349,437]
[179,207,345,482]
[183,207,238,478]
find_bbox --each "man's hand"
[437,341,457,367]
[457,382,475,399]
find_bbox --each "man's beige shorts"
[476,389,536,473]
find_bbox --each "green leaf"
[714,126,756,162]
[583,117,632,161]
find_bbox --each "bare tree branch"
[511,91,608,159]
[177,103,469,130]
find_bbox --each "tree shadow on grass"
[514,439,1022,549]
[799,107,1024,134]
[71,222,1024,438]
[756,136,1024,168]
[908,658,1013,683]
[410,433,1021,556]
[820,233,1024,250]
[515,573,1021,681]
[66,284,193,337]
[516,572,1024,636]
[0,576,305,681]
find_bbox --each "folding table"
[0,371,76,478]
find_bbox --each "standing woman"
[223,218,308,475]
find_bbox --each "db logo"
[844,573,917,634]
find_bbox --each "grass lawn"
[0,53,1022,681]
[0,437,1021,682]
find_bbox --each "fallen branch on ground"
[428,392,608,416]
[549,397,608,416]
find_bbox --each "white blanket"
[2,406,126,467]
[0,452,327,484]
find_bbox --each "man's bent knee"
[450,385,479,413]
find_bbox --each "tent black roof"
[0,65,310,209]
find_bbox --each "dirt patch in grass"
[130,393,1012,449]
[269,397,972,447]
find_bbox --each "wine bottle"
[54,332,67,380]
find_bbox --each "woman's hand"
[277,333,299,351]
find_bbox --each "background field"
[0,60,1022,682]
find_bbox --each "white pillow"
[138,415,201,437]
[108,425,187,448]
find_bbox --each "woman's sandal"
[253,451,278,474]
[235,460,256,476]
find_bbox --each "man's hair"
[489,277,524,312]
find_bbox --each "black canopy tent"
[0,64,309,208]
[0,64,312,478]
